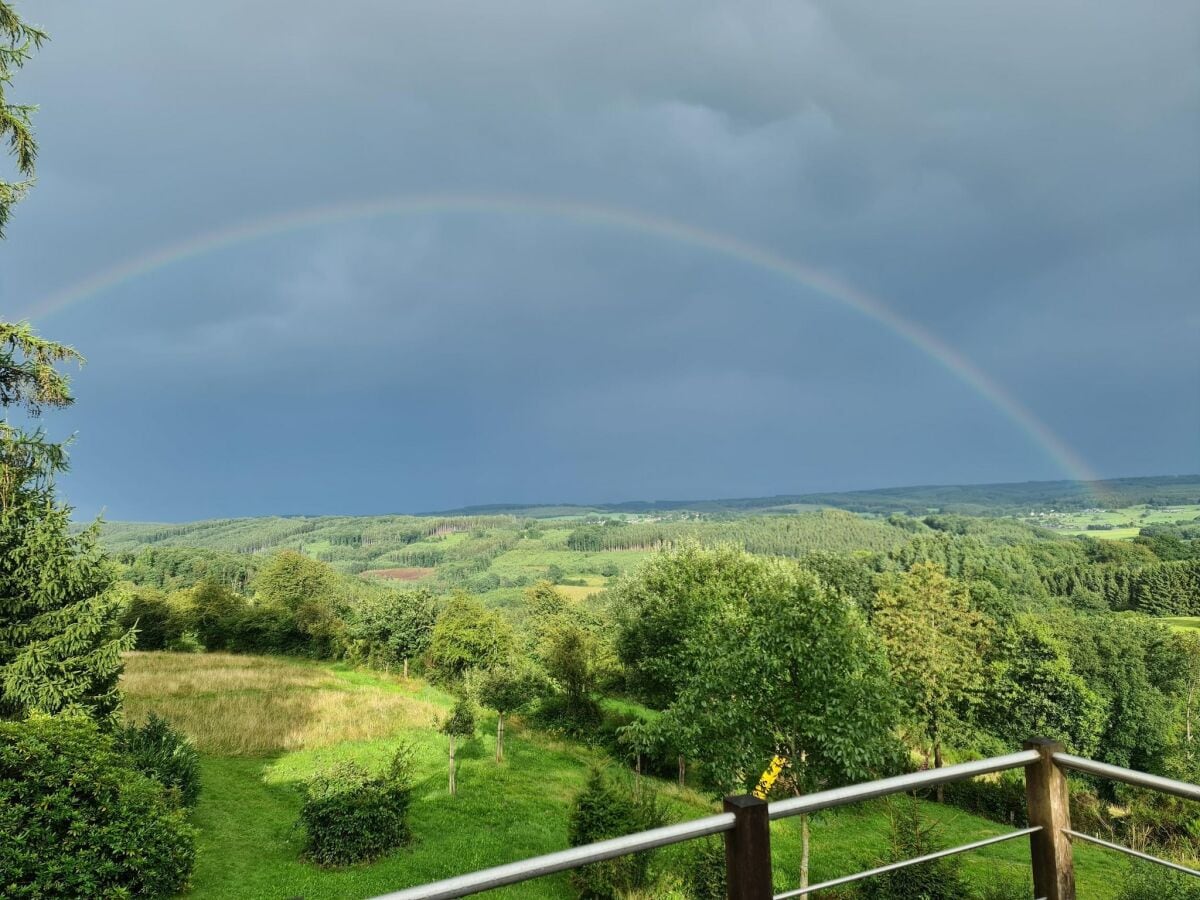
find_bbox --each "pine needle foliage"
[0,1,45,238]
[1,356,135,725]
[0,5,133,724]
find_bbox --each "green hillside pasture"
[121,652,1125,899]
[1161,617,1200,633]
[1042,504,1200,540]
[485,535,653,583]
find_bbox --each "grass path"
[122,653,1128,899]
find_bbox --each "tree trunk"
[449,735,456,795]
[800,813,810,899]
[791,775,810,900]
[678,755,685,789]
[496,712,505,763]
[934,736,945,802]
[403,657,409,679]
[634,754,642,798]
[1187,681,1195,756]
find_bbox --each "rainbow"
[16,191,1102,488]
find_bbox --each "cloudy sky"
[2,0,1197,520]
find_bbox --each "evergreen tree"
[0,332,133,723]
[1,2,45,238]
[0,6,133,725]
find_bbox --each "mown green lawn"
[123,654,1130,899]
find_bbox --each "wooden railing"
[372,738,1200,900]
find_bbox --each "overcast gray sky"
[2,0,1197,520]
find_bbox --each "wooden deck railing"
[371,738,1200,900]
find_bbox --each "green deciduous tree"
[428,593,513,680]
[653,549,901,893]
[980,614,1106,757]
[439,696,476,795]
[254,550,345,656]
[476,663,540,762]
[613,543,769,707]
[348,587,436,677]
[873,562,991,777]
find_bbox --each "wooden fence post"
[1024,738,1075,900]
[723,794,772,900]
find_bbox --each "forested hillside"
[427,474,1200,518]
[95,501,1200,898]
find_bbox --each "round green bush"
[300,745,415,866]
[0,714,196,898]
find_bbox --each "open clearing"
[362,567,437,582]
[1161,617,1200,633]
[1034,503,1200,539]
[119,652,1130,899]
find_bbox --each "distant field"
[1161,617,1200,633]
[362,567,436,582]
[121,652,1128,899]
[1032,503,1200,540]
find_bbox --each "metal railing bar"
[369,811,736,900]
[1053,753,1200,802]
[771,826,1041,899]
[1063,829,1200,878]
[768,749,1042,821]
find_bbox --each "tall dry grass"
[121,652,443,756]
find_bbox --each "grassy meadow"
[1161,617,1200,633]
[1034,503,1200,539]
[121,651,1130,900]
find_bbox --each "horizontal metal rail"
[370,748,1200,900]
[773,826,1042,899]
[767,749,1041,821]
[1053,753,1200,802]
[371,811,735,900]
[1063,829,1200,878]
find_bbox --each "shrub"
[941,771,1028,826]
[121,589,181,650]
[567,768,665,899]
[679,838,725,900]
[117,713,202,807]
[974,872,1035,900]
[0,714,196,898]
[227,602,304,655]
[166,629,204,653]
[857,796,969,900]
[299,744,415,866]
[1116,864,1200,900]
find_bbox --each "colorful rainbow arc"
[17,191,1102,490]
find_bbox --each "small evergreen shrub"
[567,768,665,899]
[299,744,415,866]
[0,714,196,898]
[117,712,202,807]
[679,838,725,900]
[857,796,969,900]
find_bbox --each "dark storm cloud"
[0,0,1196,518]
